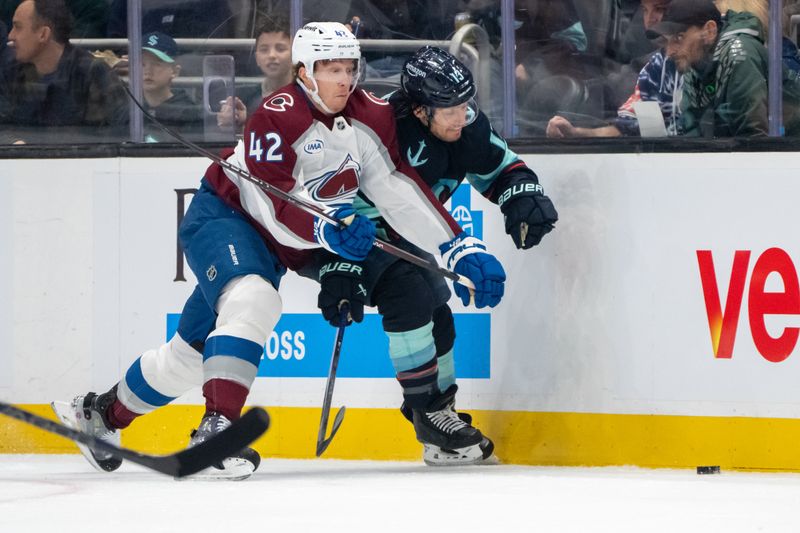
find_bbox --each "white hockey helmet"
[293,22,361,76]
[292,22,362,113]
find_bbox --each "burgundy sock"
[202,379,249,421]
[106,399,139,430]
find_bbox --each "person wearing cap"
[140,31,201,140]
[648,0,768,137]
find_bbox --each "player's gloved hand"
[439,232,506,308]
[314,206,376,261]
[317,258,368,327]
[498,181,558,249]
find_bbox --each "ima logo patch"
[305,154,361,203]
[263,93,294,112]
[304,139,324,154]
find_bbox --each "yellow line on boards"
[3,405,800,471]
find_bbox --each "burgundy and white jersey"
[204,83,462,270]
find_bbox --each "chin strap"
[298,77,338,115]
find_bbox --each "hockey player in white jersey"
[52,22,507,479]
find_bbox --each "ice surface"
[1,456,799,532]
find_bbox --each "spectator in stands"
[140,31,201,141]
[783,0,800,73]
[0,18,12,67]
[0,0,128,143]
[2,0,107,38]
[0,19,13,143]
[467,0,587,84]
[546,0,681,138]
[649,0,768,137]
[216,16,293,131]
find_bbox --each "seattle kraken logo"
[305,154,361,203]
[407,140,428,167]
[449,184,483,239]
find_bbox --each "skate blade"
[179,456,257,481]
[423,443,498,466]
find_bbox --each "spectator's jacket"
[0,45,128,141]
[616,50,683,136]
[143,88,202,141]
[781,37,800,136]
[680,10,768,137]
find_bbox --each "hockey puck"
[696,465,720,475]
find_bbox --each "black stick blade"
[171,408,270,477]
[315,406,346,457]
[0,402,270,478]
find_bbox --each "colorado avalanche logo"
[305,154,361,203]
[263,93,294,112]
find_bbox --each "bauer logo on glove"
[498,181,558,250]
[317,256,368,327]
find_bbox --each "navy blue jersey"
[351,93,539,238]
[391,95,538,205]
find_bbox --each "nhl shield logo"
[206,265,217,281]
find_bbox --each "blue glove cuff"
[439,232,487,270]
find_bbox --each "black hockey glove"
[498,181,558,249]
[318,259,368,327]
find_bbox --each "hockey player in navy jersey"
[52,25,507,480]
[314,46,557,465]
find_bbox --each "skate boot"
[411,387,495,466]
[51,388,122,472]
[185,412,261,481]
[401,397,472,425]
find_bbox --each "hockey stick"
[0,402,270,478]
[315,303,349,457]
[121,85,474,290]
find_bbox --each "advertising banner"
[6,152,800,421]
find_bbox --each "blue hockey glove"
[439,232,506,308]
[498,181,558,249]
[314,206,376,261]
[318,257,367,327]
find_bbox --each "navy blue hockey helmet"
[401,46,476,108]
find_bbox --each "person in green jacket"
[648,0,768,137]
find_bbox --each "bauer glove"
[318,257,368,327]
[498,181,558,249]
[439,232,506,308]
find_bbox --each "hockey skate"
[51,389,123,472]
[184,412,261,481]
[411,387,495,466]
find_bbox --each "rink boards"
[3,152,800,470]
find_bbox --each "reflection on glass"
[3,0,798,144]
